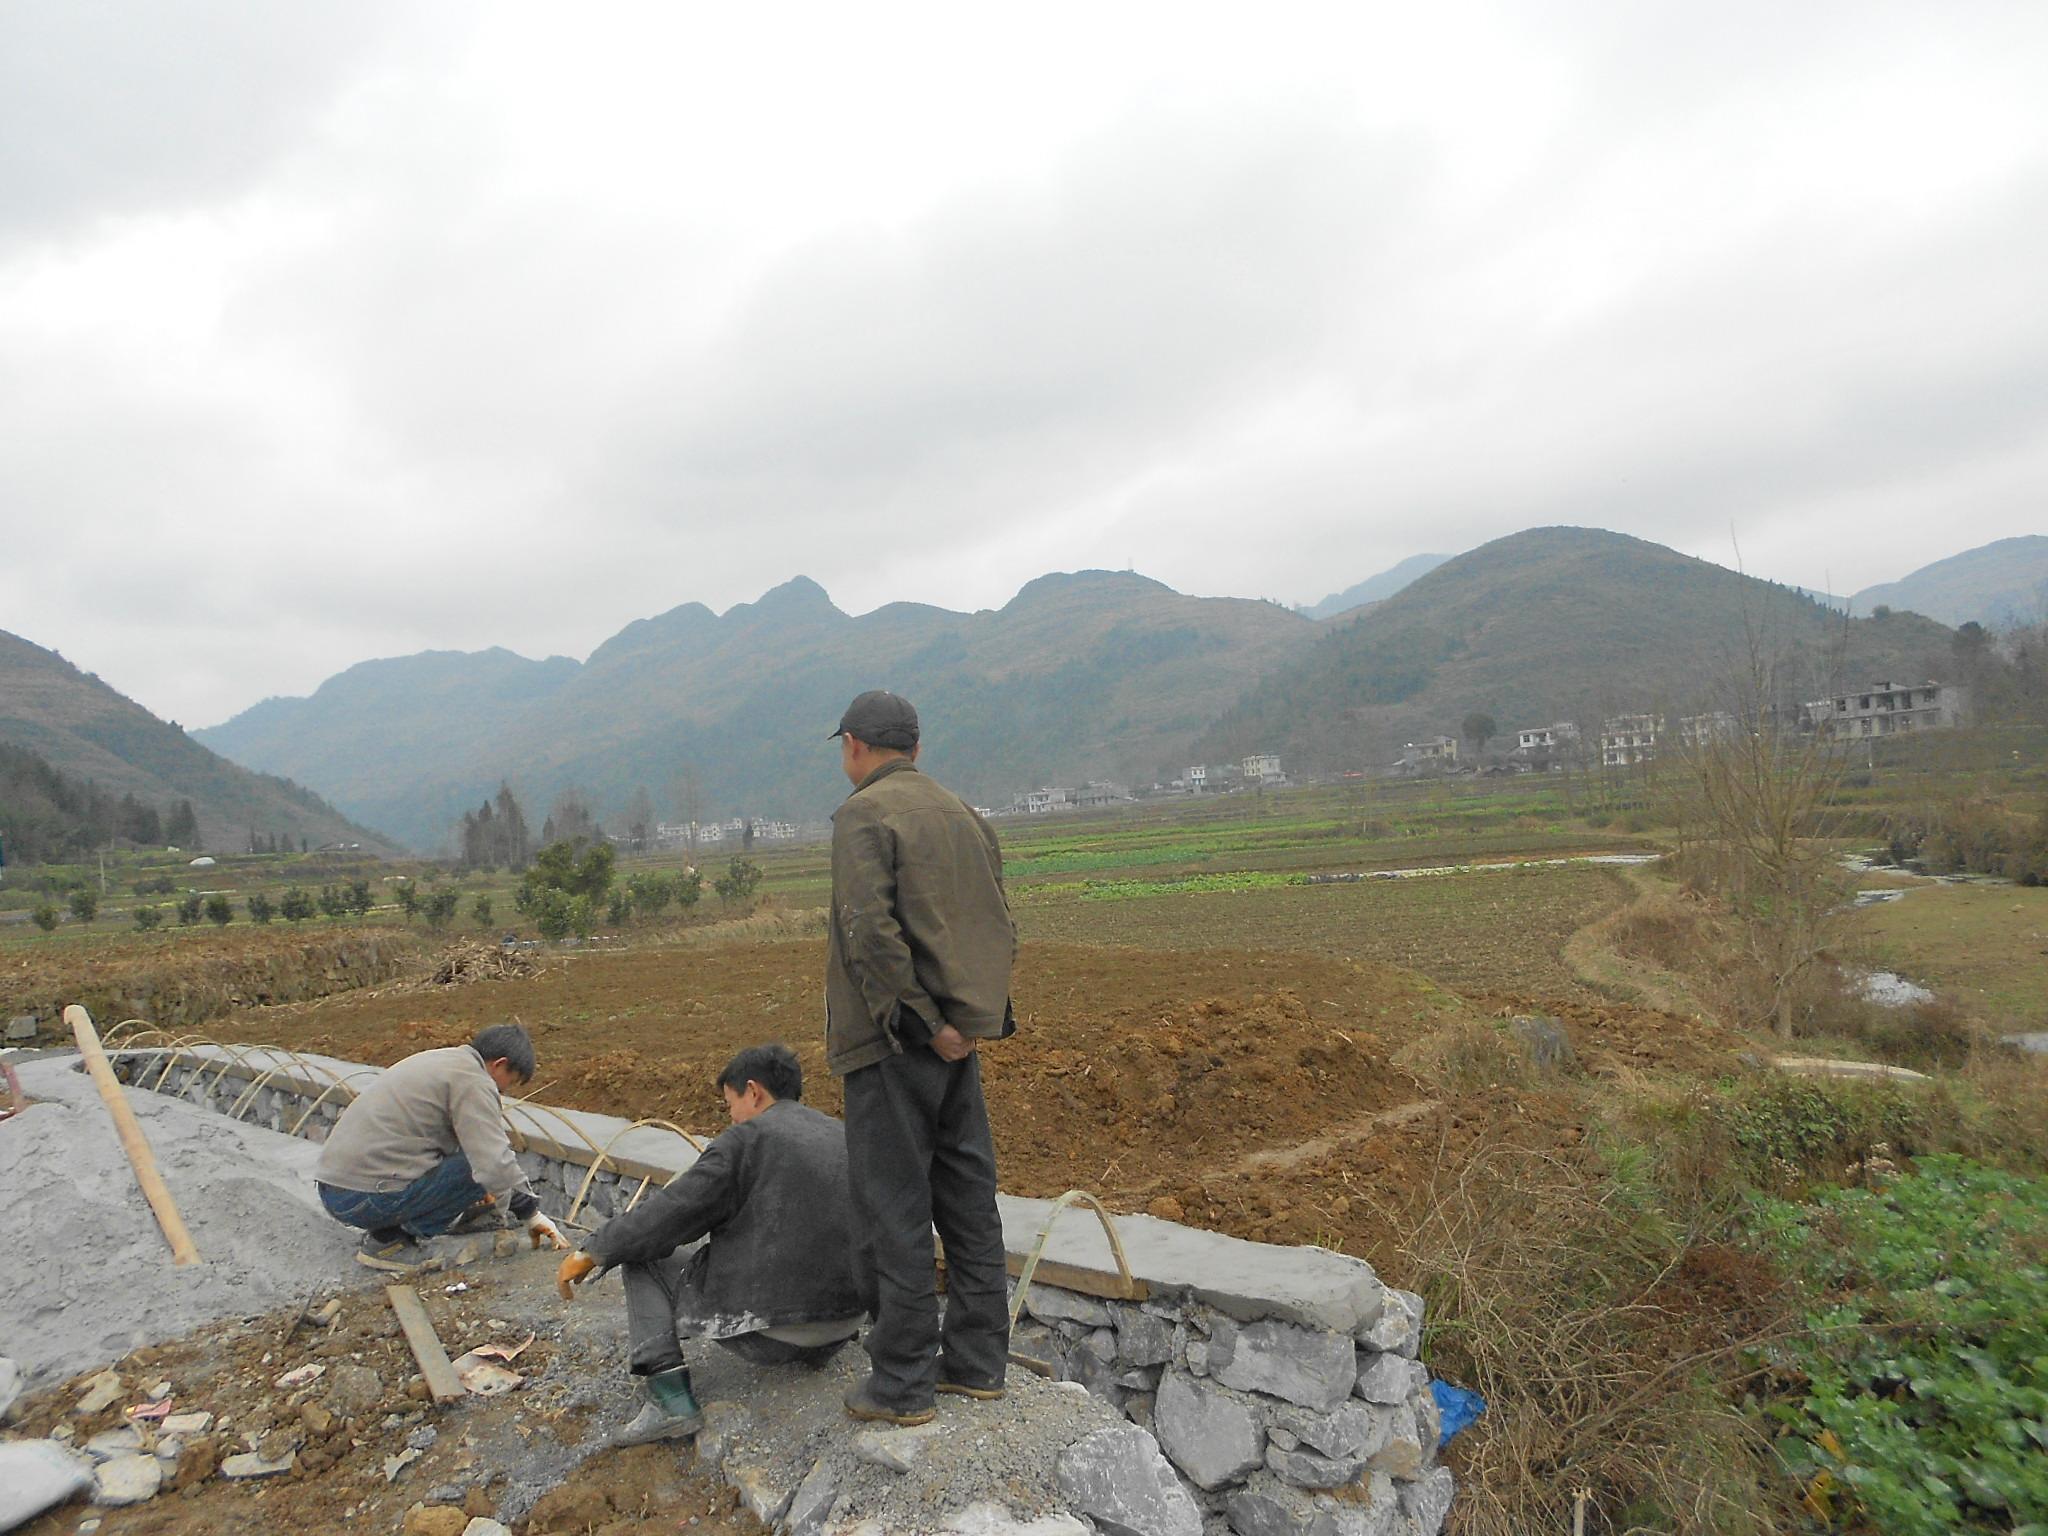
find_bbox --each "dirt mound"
[421,941,549,988]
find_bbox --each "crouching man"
[556,1044,863,1446]
[315,1022,568,1263]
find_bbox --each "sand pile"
[0,1056,364,1386]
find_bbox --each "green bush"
[318,884,349,919]
[472,895,494,927]
[133,904,163,931]
[279,887,316,923]
[531,888,595,942]
[176,893,204,925]
[67,888,98,923]
[204,894,232,926]
[246,892,275,924]
[713,856,762,909]
[422,890,459,930]
[626,872,672,919]
[31,902,59,932]
[1751,1157,2048,1533]
[348,879,374,917]
[606,890,632,927]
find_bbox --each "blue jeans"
[319,1153,487,1239]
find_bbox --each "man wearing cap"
[826,691,1018,1426]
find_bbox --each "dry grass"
[1406,1140,1796,1536]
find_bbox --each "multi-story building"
[1600,714,1662,768]
[1241,753,1285,786]
[1396,736,1460,774]
[1186,765,1208,793]
[1806,681,1966,740]
[1678,711,1739,748]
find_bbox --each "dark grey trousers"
[621,1252,849,1375]
[842,1047,1010,1405]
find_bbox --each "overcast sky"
[3,2,2044,727]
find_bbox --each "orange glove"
[557,1251,597,1300]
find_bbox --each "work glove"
[526,1211,569,1251]
[557,1251,597,1300]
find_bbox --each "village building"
[1600,714,1662,768]
[1806,681,1966,740]
[1396,736,1460,774]
[1241,753,1285,786]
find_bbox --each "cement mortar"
[0,1056,365,1386]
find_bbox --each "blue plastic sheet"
[1430,1379,1486,1447]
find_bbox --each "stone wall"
[111,1045,1453,1536]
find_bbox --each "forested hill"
[198,572,1317,850]
[1193,527,1958,770]
[0,628,398,859]
[1849,535,2048,627]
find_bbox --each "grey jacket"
[581,1100,862,1333]
[315,1045,536,1212]
[825,758,1018,1076]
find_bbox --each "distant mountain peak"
[1006,569,1176,608]
[727,575,844,623]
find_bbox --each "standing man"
[826,690,1017,1426]
[315,1022,568,1263]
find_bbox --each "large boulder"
[1053,1424,1202,1536]
[1153,1369,1264,1490]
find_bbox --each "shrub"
[606,890,632,927]
[279,886,316,923]
[246,892,275,924]
[532,889,595,942]
[176,893,204,925]
[203,894,232,926]
[318,884,349,920]
[674,867,703,908]
[422,890,459,931]
[348,879,374,917]
[31,902,59,932]
[714,856,762,909]
[627,872,672,919]
[472,894,493,927]
[394,881,420,919]
[68,888,99,923]
[133,904,163,931]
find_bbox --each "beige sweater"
[315,1045,532,1205]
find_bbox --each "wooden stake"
[63,1004,201,1267]
[385,1285,465,1404]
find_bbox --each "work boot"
[446,1199,503,1235]
[935,1370,1005,1401]
[613,1365,703,1446]
[843,1375,935,1426]
[354,1227,423,1271]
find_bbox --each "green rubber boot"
[614,1365,704,1446]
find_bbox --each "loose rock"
[220,1451,294,1479]
[1364,1405,1425,1481]
[1401,1465,1455,1531]
[1053,1423,1202,1536]
[400,1506,470,1536]
[74,1371,123,1415]
[783,1459,840,1536]
[91,1453,162,1507]
[853,1422,945,1473]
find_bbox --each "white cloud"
[1,0,2043,723]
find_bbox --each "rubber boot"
[613,1365,704,1446]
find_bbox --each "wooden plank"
[1004,1252,1150,1304]
[65,1006,202,1266]
[385,1285,465,1404]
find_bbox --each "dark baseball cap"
[830,690,920,749]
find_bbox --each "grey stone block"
[1025,1284,1116,1329]
[1054,1423,1202,1536]
[1410,1381,1441,1453]
[726,1458,795,1526]
[1399,1466,1454,1532]
[1209,1320,1357,1412]
[1265,1441,1371,1491]
[1000,1198,1385,1336]
[1114,1307,1177,1367]
[1353,1353,1426,1406]
[1269,1401,1390,1463]
[1154,1370,1263,1491]
[1115,1364,1165,1392]
[1009,1321,1066,1378]
[1364,1406,1425,1481]
[6,1016,37,1042]
[1081,1327,1119,1362]
[1356,1290,1422,1358]
[1222,1470,1400,1536]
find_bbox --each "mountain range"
[0,629,396,857]
[1848,535,2048,627]
[1298,553,1452,621]
[196,573,1314,850]
[1196,527,1957,769]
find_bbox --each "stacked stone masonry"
[111,1046,1451,1536]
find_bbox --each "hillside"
[1850,535,2048,626]
[1300,552,1451,620]
[198,573,1316,849]
[0,629,399,857]
[1195,527,1957,770]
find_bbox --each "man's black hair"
[716,1043,803,1104]
[472,1022,536,1083]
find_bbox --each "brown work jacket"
[825,758,1017,1076]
